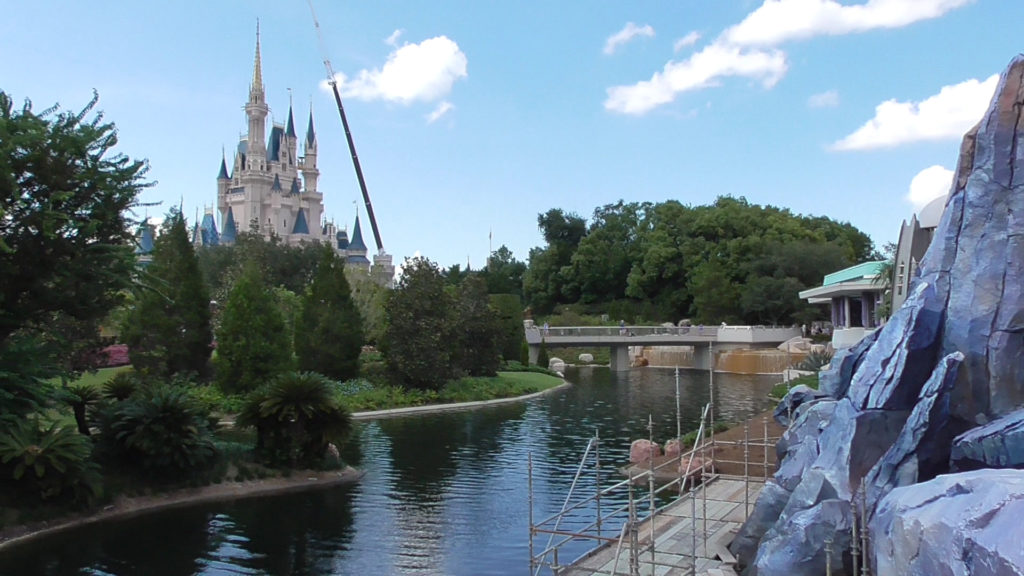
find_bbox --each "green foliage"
[237,372,352,467]
[296,247,364,381]
[0,89,149,347]
[0,420,101,505]
[336,383,438,412]
[536,339,550,368]
[97,383,218,475]
[522,209,587,314]
[215,264,292,394]
[796,349,834,372]
[770,372,820,399]
[490,293,525,363]
[122,208,213,377]
[272,286,302,352]
[65,382,103,435]
[187,384,245,415]
[519,338,530,366]
[347,270,388,345]
[480,245,527,297]
[382,257,454,391]
[522,196,872,325]
[0,90,147,421]
[0,335,56,423]
[453,276,502,377]
[679,422,731,449]
[103,371,138,401]
[335,371,561,411]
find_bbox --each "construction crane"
[306,0,384,252]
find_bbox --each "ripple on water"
[0,367,778,576]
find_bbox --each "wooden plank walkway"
[559,477,764,576]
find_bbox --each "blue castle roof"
[136,221,156,254]
[336,229,349,250]
[289,177,300,195]
[271,174,283,192]
[200,212,219,246]
[347,216,368,252]
[292,209,309,235]
[286,106,297,138]
[218,156,229,180]
[267,125,283,162]
[221,207,237,244]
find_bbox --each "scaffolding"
[528,360,875,576]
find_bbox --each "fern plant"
[0,420,101,504]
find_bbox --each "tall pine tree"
[122,209,212,377]
[215,263,292,393]
[295,247,364,381]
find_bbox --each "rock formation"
[731,54,1024,575]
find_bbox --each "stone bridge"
[524,324,801,371]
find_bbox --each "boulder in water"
[629,439,661,463]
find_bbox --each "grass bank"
[769,373,820,400]
[337,371,564,412]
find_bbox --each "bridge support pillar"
[528,344,540,366]
[610,345,631,372]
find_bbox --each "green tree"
[382,257,454,390]
[295,248,364,381]
[347,270,388,345]
[490,293,525,363]
[523,209,587,313]
[480,245,527,296]
[237,371,352,467]
[536,339,550,369]
[564,201,649,304]
[215,264,292,393]
[454,277,502,376]
[122,209,213,377]
[0,90,148,417]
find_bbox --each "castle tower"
[301,108,319,193]
[245,22,268,164]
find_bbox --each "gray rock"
[774,400,839,491]
[917,55,1024,424]
[729,481,790,569]
[862,352,962,511]
[773,385,830,427]
[871,469,1024,576]
[847,281,944,411]
[951,407,1024,470]
[752,494,853,576]
[818,329,878,399]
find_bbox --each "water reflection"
[0,367,778,576]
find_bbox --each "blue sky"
[2,1,1021,269]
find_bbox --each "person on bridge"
[619,320,626,335]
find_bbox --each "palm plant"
[0,420,101,504]
[100,384,217,475]
[237,372,352,467]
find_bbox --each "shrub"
[65,382,103,435]
[0,420,101,505]
[796,350,834,372]
[237,372,352,467]
[536,339,550,369]
[97,384,218,476]
[103,372,138,401]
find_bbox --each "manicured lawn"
[770,373,819,400]
[49,365,132,387]
[337,370,564,412]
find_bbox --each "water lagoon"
[1,367,778,576]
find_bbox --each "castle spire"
[218,147,229,179]
[250,20,264,100]
[286,100,297,138]
[305,106,317,149]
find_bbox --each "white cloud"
[603,0,972,115]
[385,29,404,47]
[334,36,467,104]
[723,0,974,47]
[908,165,953,210]
[832,74,996,150]
[604,22,655,55]
[808,89,839,108]
[426,101,454,123]
[604,44,787,115]
[673,31,702,52]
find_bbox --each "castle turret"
[285,104,298,166]
[217,150,230,216]
[301,108,319,193]
[245,22,268,165]
[346,215,370,271]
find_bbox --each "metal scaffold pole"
[528,452,534,573]
[595,429,602,538]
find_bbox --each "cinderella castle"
[193,26,395,286]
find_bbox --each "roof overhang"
[799,279,883,302]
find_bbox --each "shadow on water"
[0,367,777,576]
